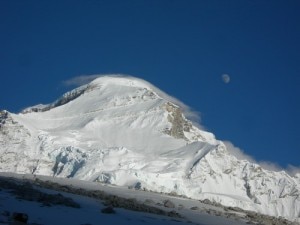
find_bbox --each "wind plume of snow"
[223,141,255,163]
[287,164,300,177]
[258,161,282,172]
[224,141,300,177]
[224,141,282,171]
[63,74,102,86]
[258,162,300,177]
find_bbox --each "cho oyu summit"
[0,75,299,222]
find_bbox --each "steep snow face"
[0,76,299,222]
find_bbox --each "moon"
[222,74,230,84]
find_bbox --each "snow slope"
[0,75,299,222]
[0,173,252,225]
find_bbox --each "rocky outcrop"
[0,177,80,208]
[21,84,91,114]
[163,102,192,140]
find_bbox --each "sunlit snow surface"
[0,76,299,222]
[0,173,249,225]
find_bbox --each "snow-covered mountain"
[0,75,299,222]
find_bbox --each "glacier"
[0,75,299,222]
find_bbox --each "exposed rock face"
[163,102,192,140]
[21,84,91,114]
[163,199,175,208]
[0,111,33,173]
[12,212,28,224]
[0,110,8,123]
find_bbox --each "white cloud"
[63,74,102,86]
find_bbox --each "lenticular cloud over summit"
[63,74,103,86]
[0,75,299,222]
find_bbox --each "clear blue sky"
[1,0,299,168]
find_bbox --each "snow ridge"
[0,75,299,222]
[21,84,90,113]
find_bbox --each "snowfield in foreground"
[0,75,299,222]
[2,172,295,225]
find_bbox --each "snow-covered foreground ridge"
[0,75,299,222]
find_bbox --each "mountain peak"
[1,75,300,222]
[21,75,162,114]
